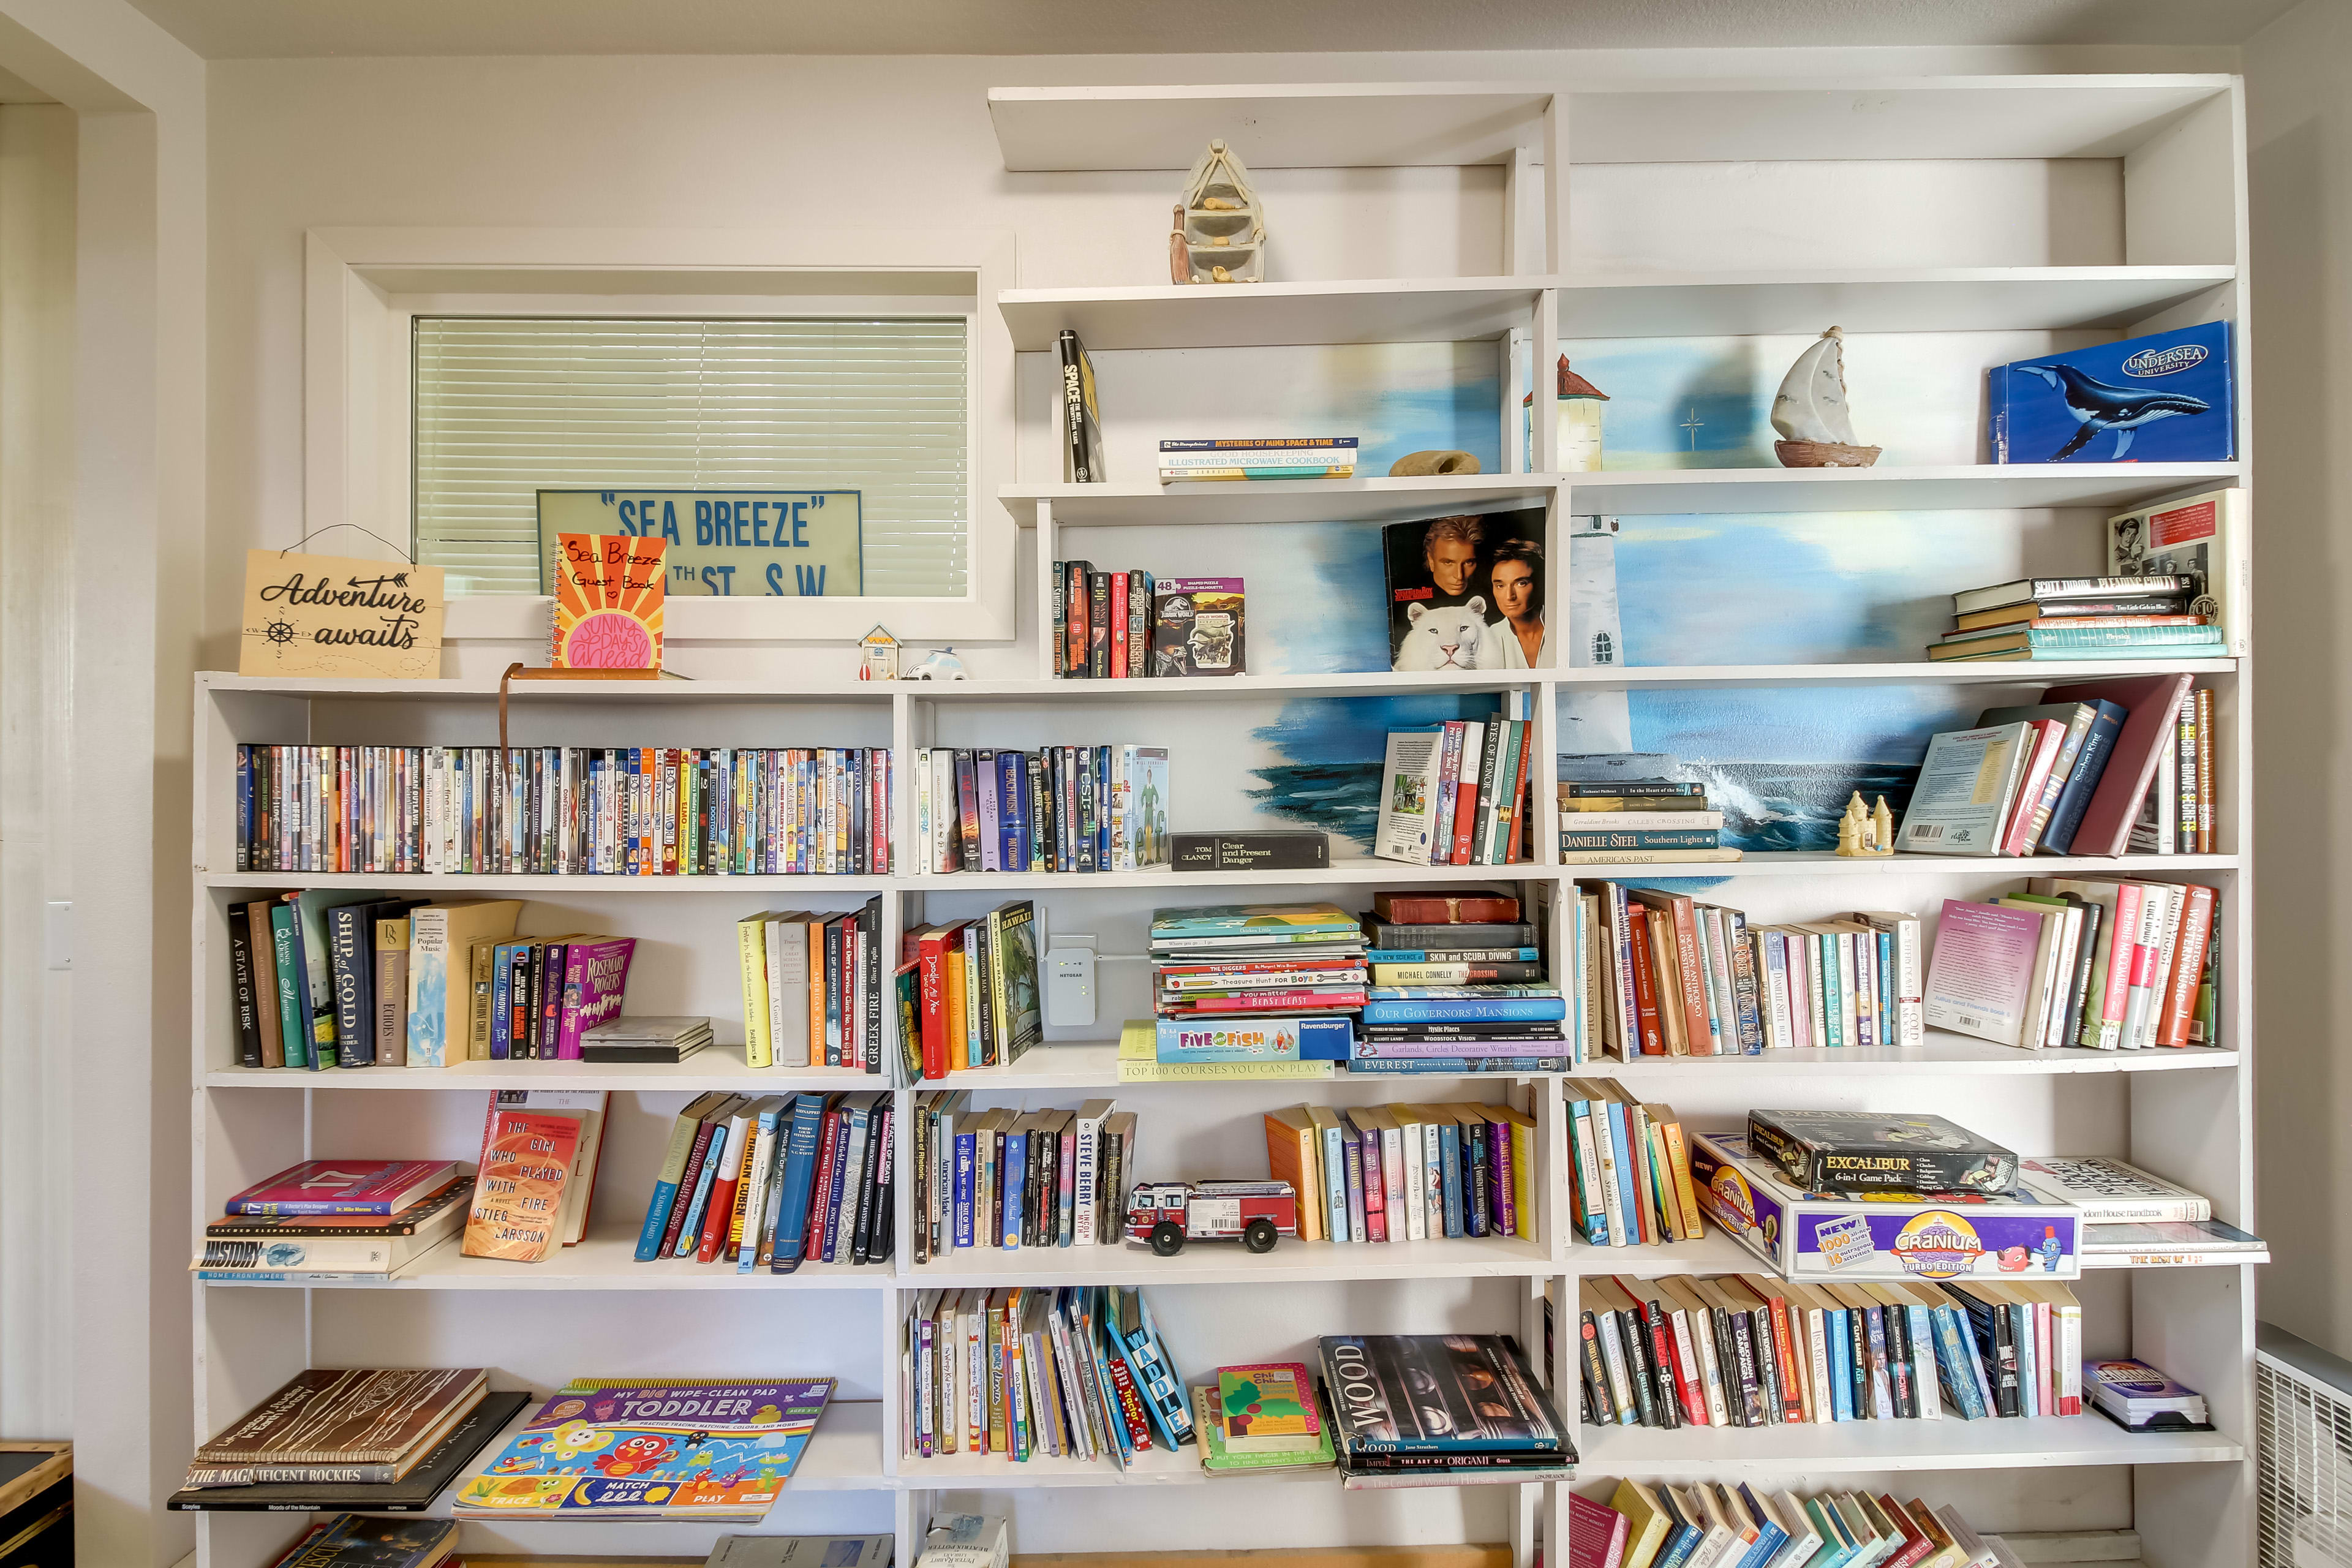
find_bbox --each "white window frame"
[305,225,1018,643]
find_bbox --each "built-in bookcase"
[190,72,2254,1568]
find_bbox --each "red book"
[1876,1496,1938,1568]
[1624,904,1666,1055]
[1504,719,1534,864]
[1109,573,1129,678]
[916,924,962,1081]
[1568,1492,1630,1568]
[1371,890,1520,924]
[1999,720,2067,856]
[1760,1288,1806,1422]
[658,1110,725,1257]
[804,1099,843,1262]
[226,1159,462,1216]
[2040,673,2196,858]
[1181,990,1368,1011]
[2157,884,2216,1046]
[695,1106,753,1263]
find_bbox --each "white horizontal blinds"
[412,315,969,597]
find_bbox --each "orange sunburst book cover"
[551,533,666,669]
[462,1108,581,1262]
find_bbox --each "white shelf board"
[905,861,1540,892]
[894,1439,1252,1490]
[200,672,884,703]
[1578,1413,2244,1476]
[1001,475,1560,528]
[1555,659,2237,690]
[1566,464,2241,515]
[201,871,892,894]
[1556,267,2235,337]
[1567,76,2231,164]
[200,1229,891,1291]
[906,1232,1551,1287]
[1580,1037,2239,1076]
[916,670,1539,701]
[203,1059,884,1093]
[998,277,1547,352]
[988,83,1552,172]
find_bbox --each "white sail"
[1770,326,1858,445]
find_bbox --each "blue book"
[1604,1100,1638,1245]
[1566,1098,1607,1245]
[1828,1310,1853,1422]
[1001,1117,1028,1248]
[1361,998,1567,1023]
[738,1098,787,1271]
[1864,1307,1895,1419]
[1438,1120,1464,1237]
[953,1125,977,1249]
[996,751,1023,873]
[767,1093,828,1273]
[1095,746,1113,868]
[1989,320,2235,463]
[1906,1304,1939,1417]
[1320,1119,1350,1242]
[671,1116,730,1257]
[1366,946,1540,963]
[1346,1054,1571,1074]
[235,745,254,869]
[1652,1486,1705,1568]
[1735,1483,1790,1568]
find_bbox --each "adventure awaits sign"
[239,550,446,679]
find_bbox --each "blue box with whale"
[1989,321,2235,464]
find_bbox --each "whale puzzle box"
[1989,321,2235,464]
[1690,1131,2084,1282]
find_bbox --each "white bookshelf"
[188,69,2255,1568]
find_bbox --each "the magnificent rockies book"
[1316,1335,1568,1457]
[184,1368,489,1487]
[167,1390,529,1512]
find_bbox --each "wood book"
[183,1368,488,1487]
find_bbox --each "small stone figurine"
[1771,326,1881,468]
[1170,140,1266,284]
[1835,791,1897,858]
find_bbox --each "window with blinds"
[412,315,969,597]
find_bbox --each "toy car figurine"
[1124,1178,1298,1256]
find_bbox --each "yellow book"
[1612,1476,1675,1568]
[1262,1106,1325,1242]
[946,941,970,1071]
[1115,1017,1336,1081]
[1649,1107,1708,1240]
[737,911,774,1068]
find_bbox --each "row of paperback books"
[637,1089,896,1272]
[1924,878,2218,1051]
[911,745,1171,874]
[905,901,1045,1077]
[1575,883,1923,1060]
[1562,1082,1703,1248]
[736,906,894,1070]
[902,1284,1190,1465]
[1571,1271,2083,1431]
[1899,674,2205,858]
[1558,772,1738,864]
[1262,1100,1537,1243]
[1053,562,1248,679]
[906,1095,1136,1259]
[1375,714,1539,867]
[235,743,892,875]
[1578,1480,2008,1568]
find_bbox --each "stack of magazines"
[1316,1334,1573,1489]
[1150,902,1366,1066]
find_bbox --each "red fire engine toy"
[1124,1179,1298,1256]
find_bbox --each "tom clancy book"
[1746,1109,2019,1197]
[1151,579,1245,677]
[1316,1334,1569,1457]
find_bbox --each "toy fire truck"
[1124,1179,1298,1256]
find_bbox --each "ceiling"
[126,0,2297,59]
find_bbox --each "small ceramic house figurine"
[1172,140,1265,284]
[858,624,900,681]
[1523,355,1610,472]
[1771,327,1882,467]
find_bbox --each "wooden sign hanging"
[238,550,445,679]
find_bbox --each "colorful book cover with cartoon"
[550,533,666,669]
[454,1378,834,1520]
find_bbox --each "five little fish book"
[454,1377,832,1520]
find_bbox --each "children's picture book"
[1191,1385,1335,1474]
[453,1377,834,1521]
[549,532,666,669]
[1215,1363,1321,1452]
[2106,486,2248,657]
[1058,328,1105,483]
[1382,507,1545,671]
[1150,578,1245,676]
[1988,322,2234,464]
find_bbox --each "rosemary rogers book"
[453,1377,833,1521]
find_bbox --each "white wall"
[2247,0,2352,1356]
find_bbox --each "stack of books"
[171,1370,523,1515]
[194,1159,472,1283]
[454,1377,834,1520]
[1049,564,1250,679]
[904,900,1045,1077]
[580,1013,712,1063]
[902,1285,1192,1468]
[1558,768,1740,865]
[2021,1156,2265,1267]
[1315,1334,1572,1488]
[1925,877,2220,1051]
[1561,1082,1705,1247]
[1583,1481,2005,1568]
[2086,1357,2211,1433]
[1191,1362,1335,1476]
[905,1093,1136,1257]
[636,1090,896,1272]
[1149,902,1365,1069]
[258,1518,458,1567]
[1158,436,1356,481]
[1374,716,1537,867]
[1263,1101,1537,1244]
[1931,572,2221,661]
[1355,889,1566,1073]
[911,745,1172,875]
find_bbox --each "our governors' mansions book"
[454,1377,834,1520]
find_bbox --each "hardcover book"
[184,1368,489,1488]
[1171,831,1329,872]
[2106,486,2248,657]
[166,1391,528,1513]
[1316,1334,1567,1456]
[1213,1362,1321,1452]
[261,1516,456,1567]
[1989,321,2235,464]
[227,1161,462,1218]
[1058,329,1105,483]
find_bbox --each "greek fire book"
[453,1377,834,1521]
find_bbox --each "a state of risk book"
[453,1377,834,1520]
[548,532,666,669]
[184,1368,490,1488]
[1317,1335,1568,1457]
